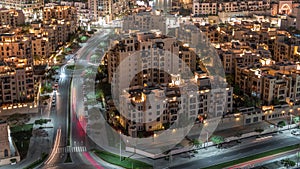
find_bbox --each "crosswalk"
[57,146,87,153]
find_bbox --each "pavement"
[0,105,55,169]
[229,149,300,169]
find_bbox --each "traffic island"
[24,153,48,169]
[10,124,34,159]
[64,153,72,163]
[93,149,153,169]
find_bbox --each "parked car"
[291,130,300,136]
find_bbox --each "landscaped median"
[24,153,48,169]
[202,144,300,169]
[93,149,153,169]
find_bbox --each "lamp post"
[205,131,208,148]
[290,113,293,130]
[119,131,122,161]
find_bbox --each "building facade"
[0,0,43,22]
[0,8,25,28]
[0,33,34,105]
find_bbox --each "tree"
[210,135,224,145]
[278,121,286,127]
[90,54,102,64]
[233,85,241,95]
[281,158,296,168]
[272,98,280,105]
[192,139,202,148]
[225,74,234,86]
[255,128,264,136]
[244,95,255,107]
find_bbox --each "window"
[4,149,8,157]
[246,118,251,124]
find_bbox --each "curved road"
[40,28,117,169]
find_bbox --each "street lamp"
[119,131,122,161]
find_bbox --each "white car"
[291,130,300,136]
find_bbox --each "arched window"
[4,149,8,157]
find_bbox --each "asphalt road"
[169,133,300,169]
[41,28,115,168]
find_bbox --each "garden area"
[40,83,52,94]
[6,113,30,126]
[34,119,51,125]
[65,64,84,70]
[10,123,33,159]
[93,150,152,169]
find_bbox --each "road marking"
[57,146,87,153]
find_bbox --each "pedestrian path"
[57,146,87,153]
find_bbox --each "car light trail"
[44,128,61,164]
[82,152,104,169]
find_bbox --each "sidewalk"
[0,116,55,169]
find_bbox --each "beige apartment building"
[0,122,11,160]
[0,121,20,166]
[0,0,43,11]
[193,2,218,15]
[0,122,10,156]
[29,22,60,64]
[119,74,233,137]
[192,0,270,16]
[235,60,300,105]
[43,5,77,22]
[24,5,78,65]
[0,0,43,22]
[88,0,129,22]
[0,8,25,28]
[274,34,300,62]
[107,31,197,93]
[122,13,171,35]
[0,33,34,104]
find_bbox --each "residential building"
[0,0,43,22]
[122,13,169,34]
[193,2,218,15]
[88,0,129,23]
[0,122,11,159]
[235,60,300,105]
[0,8,25,28]
[119,74,233,137]
[43,5,77,22]
[192,0,270,16]
[0,121,19,166]
[107,31,197,95]
[273,34,300,62]
[278,0,293,15]
[43,6,77,46]
[0,33,34,104]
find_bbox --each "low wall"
[0,156,20,166]
[0,103,38,116]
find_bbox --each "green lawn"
[10,124,33,159]
[93,150,152,169]
[34,119,50,125]
[203,144,300,169]
[66,64,84,70]
[10,124,33,133]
